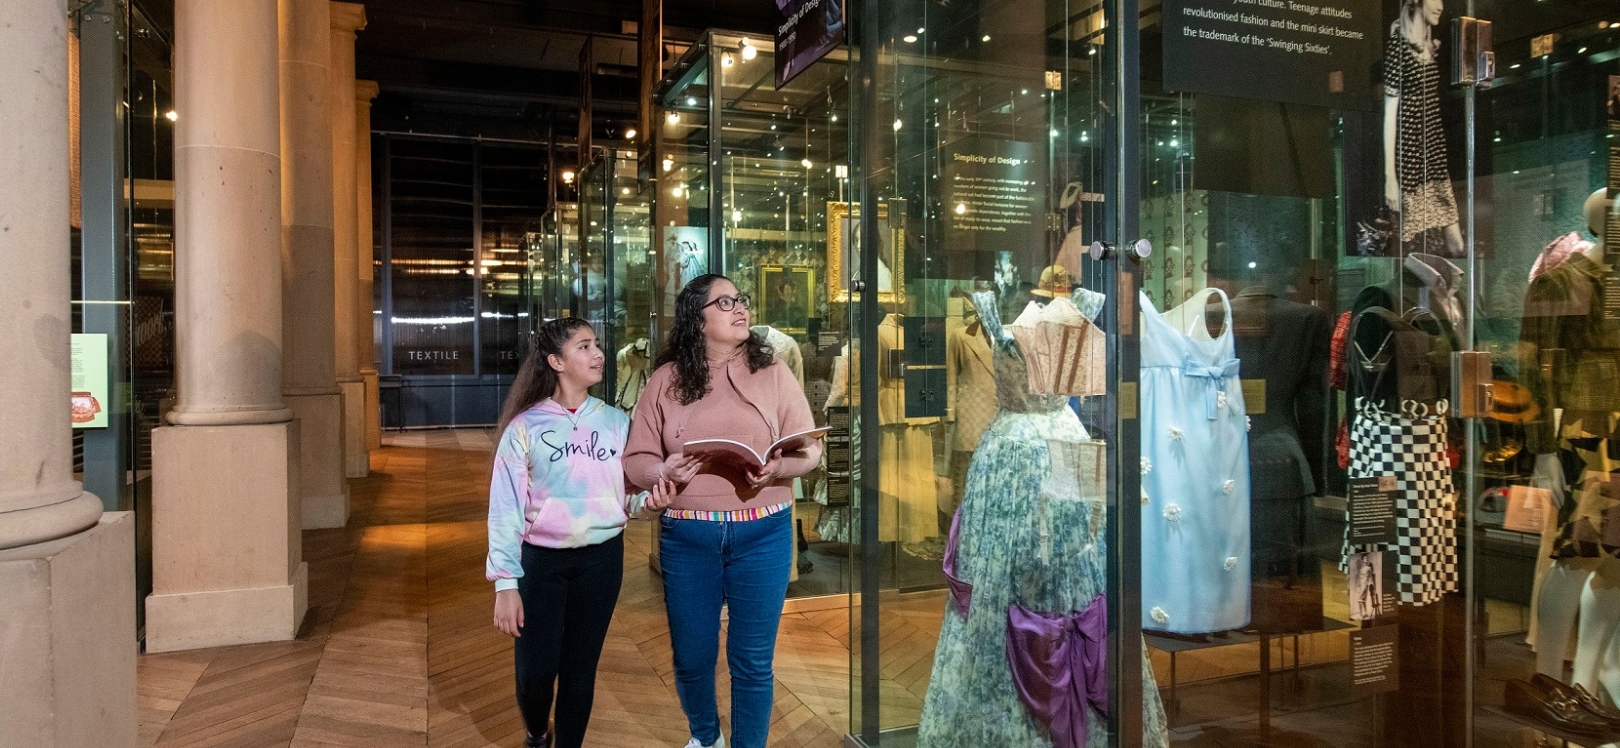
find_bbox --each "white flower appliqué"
[1150,606,1169,625]
[1141,457,1153,475]
[1246,416,1252,432]
[1217,391,1229,410]
[1223,479,1236,495]
[1224,557,1238,571]
[1168,426,1185,441]
[1163,503,1182,522]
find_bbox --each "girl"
[486,318,676,748]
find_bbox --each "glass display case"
[577,149,652,405]
[652,31,873,601]
[844,1,1620,747]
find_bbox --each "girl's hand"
[747,454,783,490]
[645,478,678,511]
[661,452,704,484]
[494,589,524,638]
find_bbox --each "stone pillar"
[281,0,349,529]
[147,0,308,652]
[355,80,382,453]
[330,2,367,478]
[0,1,136,743]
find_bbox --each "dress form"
[1530,188,1620,705]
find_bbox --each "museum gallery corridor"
[133,430,942,747]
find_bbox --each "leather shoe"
[1505,678,1612,736]
[1531,674,1620,728]
[525,733,551,748]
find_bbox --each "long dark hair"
[655,273,774,405]
[497,317,592,434]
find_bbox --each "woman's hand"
[747,454,783,490]
[645,478,678,511]
[494,589,523,637]
[660,452,704,484]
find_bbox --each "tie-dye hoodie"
[485,396,648,592]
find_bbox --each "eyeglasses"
[703,293,752,312]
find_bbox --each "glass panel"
[1469,10,1620,746]
[708,32,857,602]
[609,152,653,410]
[388,138,476,377]
[579,156,611,354]
[478,144,546,379]
[655,62,712,353]
[852,1,1128,744]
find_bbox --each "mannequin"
[878,310,939,547]
[615,338,651,410]
[1529,188,1620,706]
[945,296,996,522]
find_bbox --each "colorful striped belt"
[663,501,792,522]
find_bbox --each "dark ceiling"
[130,0,782,145]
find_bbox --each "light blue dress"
[1139,289,1252,634]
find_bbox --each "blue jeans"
[659,509,793,748]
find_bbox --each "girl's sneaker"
[683,736,726,748]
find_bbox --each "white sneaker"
[683,735,725,748]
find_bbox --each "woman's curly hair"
[656,273,775,404]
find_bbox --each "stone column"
[356,80,382,453]
[330,2,367,478]
[147,0,308,652]
[281,0,349,529]
[0,1,136,743]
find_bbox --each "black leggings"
[515,533,624,747]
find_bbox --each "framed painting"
[826,200,904,305]
[758,264,815,335]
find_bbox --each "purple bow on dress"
[1005,594,1110,748]
[943,508,972,617]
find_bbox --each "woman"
[1382,0,1463,257]
[625,274,822,748]
[486,318,675,748]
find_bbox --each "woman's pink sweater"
[624,351,821,513]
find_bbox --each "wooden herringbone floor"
[136,430,877,748]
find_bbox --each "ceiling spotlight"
[917,27,926,34]
[624,127,637,140]
[982,34,992,42]
[732,209,743,222]
[722,52,734,67]
[561,170,576,185]
[801,158,813,168]
[954,203,967,215]
[164,110,178,122]
[740,37,757,60]
[686,96,698,106]
[671,185,684,197]
[830,114,838,122]
[893,118,903,131]
[667,111,681,125]
[621,187,631,195]
[903,34,918,43]
[662,157,674,172]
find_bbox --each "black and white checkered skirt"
[1340,401,1458,606]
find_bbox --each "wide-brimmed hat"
[1031,265,1075,298]
[1486,380,1540,424]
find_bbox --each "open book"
[683,427,830,468]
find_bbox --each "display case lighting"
[903,34,918,43]
[165,110,178,122]
[741,37,757,60]
[624,128,637,140]
[801,158,813,168]
[722,52,734,67]
[982,34,992,42]
[733,209,743,222]
[667,112,681,125]
[662,157,674,172]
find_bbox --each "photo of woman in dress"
[1382,0,1465,257]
